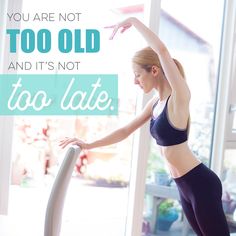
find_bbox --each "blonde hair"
[132,47,185,78]
[132,46,190,136]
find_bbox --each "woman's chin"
[143,88,151,94]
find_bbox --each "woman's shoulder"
[141,96,159,117]
[151,95,159,107]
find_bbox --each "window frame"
[0,0,22,215]
[225,40,236,145]
[210,0,236,175]
[125,1,161,235]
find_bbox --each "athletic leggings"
[174,163,230,236]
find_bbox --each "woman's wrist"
[85,142,94,150]
[129,17,138,25]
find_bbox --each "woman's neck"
[156,77,171,101]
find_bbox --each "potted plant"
[147,148,170,185]
[155,199,179,232]
[222,191,236,214]
[154,168,170,186]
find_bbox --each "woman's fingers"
[104,21,132,40]
[70,140,82,148]
[58,137,87,150]
[109,26,119,40]
[104,25,116,29]
[59,137,78,148]
[104,25,117,39]
[120,25,131,33]
[59,137,73,145]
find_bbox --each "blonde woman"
[60,17,229,236]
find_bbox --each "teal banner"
[0,74,118,115]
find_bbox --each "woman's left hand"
[59,137,89,149]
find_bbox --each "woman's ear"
[151,65,159,76]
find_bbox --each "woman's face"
[132,63,157,93]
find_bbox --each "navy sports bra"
[150,96,188,146]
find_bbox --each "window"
[6,0,147,235]
[221,2,236,230]
[143,0,225,235]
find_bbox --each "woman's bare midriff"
[160,141,202,178]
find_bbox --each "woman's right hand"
[59,137,89,150]
[104,17,137,40]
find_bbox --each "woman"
[60,17,229,236]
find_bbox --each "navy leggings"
[174,163,230,236]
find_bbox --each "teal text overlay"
[0,74,118,115]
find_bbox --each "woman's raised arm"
[106,17,190,98]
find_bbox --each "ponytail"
[172,58,185,79]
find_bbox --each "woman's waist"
[160,143,201,178]
[161,141,192,158]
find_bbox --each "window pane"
[8,1,146,235]
[160,0,224,165]
[222,149,236,231]
[143,0,225,235]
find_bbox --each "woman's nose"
[134,78,139,84]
